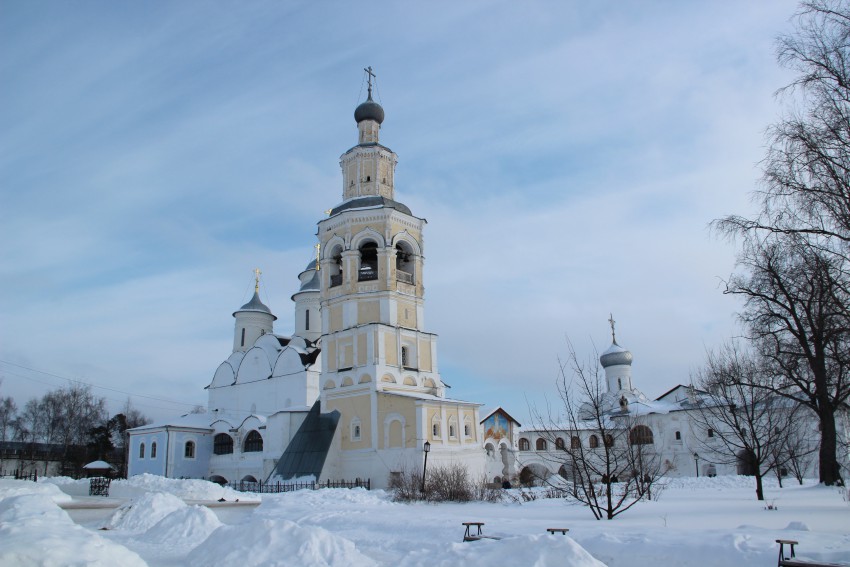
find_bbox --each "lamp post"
[421,441,431,494]
[694,452,700,478]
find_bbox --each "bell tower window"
[305,309,310,331]
[358,241,378,281]
[395,243,414,285]
[329,245,343,287]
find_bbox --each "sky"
[0,1,803,424]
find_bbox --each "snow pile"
[105,492,188,532]
[142,505,222,547]
[43,473,255,501]
[398,534,607,567]
[0,478,73,503]
[187,518,377,567]
[0,494,146,567]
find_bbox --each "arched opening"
[388,420,403,448]
[351,418,362,441]
[518,438,530,451]
[535,438,547,451]
[588,435,599,449]
[629,425,654,445]
[341,376,354,387]
[604,434,615,448]
[305,309,310,331]
[358,241,378,281]
[570,436,581,449]
[243,430,263,453]
[329,245,343,287]
[484,442,495,458]
[184,441,195,459]
[241,475,258,483]
[214,433,234,455]
[139,442,145,459]
[401,346,410,368]
[403,376,416,386]
[151,442,157,459]
[395,242,414,284]
[519,464,550,487]
[209,475,228,486]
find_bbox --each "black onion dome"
[354,95,385,124]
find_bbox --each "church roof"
[233,291,277,320]
[269,401,339,481]
[600,341,633,368]
[328,195,412,217]
[480,407,522,427]
[354,94,385,124]
[298,269,320,293]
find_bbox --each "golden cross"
[254,268,262,293]
[314,243,321,270]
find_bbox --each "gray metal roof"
[600,342,633,368]
[354,95,385,124]
[233,291,276,319]
[329,196,412,216]
[268,401,339,481]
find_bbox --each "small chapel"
[127,72,487,489]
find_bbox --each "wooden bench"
[547,528,570,535]
[462,522,502,542]
[777,539,845,567]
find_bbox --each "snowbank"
[42,473,256,502]
[187,518,376,567]
[105,491,189,532]
[141,505,222,547]
[0,478,73,504]
[0,494,146,567]
[398,534,606,567]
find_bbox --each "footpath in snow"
[0,474,848,566]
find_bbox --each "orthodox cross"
[364,66,376,98]
[314,242,321,270]
[608,313,617,344]
[254,268,262,293]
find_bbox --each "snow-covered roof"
[129,412,214,432]
[380,390,481,406]
[83,460,115,470]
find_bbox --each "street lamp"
[421,441,431,494]
[694,452,700,478]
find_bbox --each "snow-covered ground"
[1,474,848,566]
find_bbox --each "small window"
[354,424,361,439]
[244,430,263,452]
[351,418,362,441]
[570,436,580,449]
[589,435,599,449]
[241,328,246,347]
[185,441,195,459]
[464,424,471,436]
[366,175,371,181]
[151,442,157,459]
[675,431,681,440]
[214,434,234,455]
[518,438,530,451]
[604,434,614,447]
[432,423,440,437]
[536,438,547,451]
[401,346,409,367]
[139,442,145,459]
[306,309,310,331]
[707,429,715,438]
[449,424,456,438]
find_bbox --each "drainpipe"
[164,427,170,478]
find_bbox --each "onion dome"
[233,291,276,320]
[600,341,633,368]
[354,93,385,124]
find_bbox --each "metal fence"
[0,469,38,481]
[229,478,371,493]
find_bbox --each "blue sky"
[0,1,801,423]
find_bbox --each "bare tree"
[0,396,16,443]
[692,342,800,500]
[714,1,850,486]
[529,342,669,520]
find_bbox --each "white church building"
[127,77,486,489]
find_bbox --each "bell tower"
[317,68,442,398]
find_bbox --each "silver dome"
[600,342,633,368]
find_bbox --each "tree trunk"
[755,471,765,501]
[818,408,843,486]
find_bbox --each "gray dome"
[299,269,320,292]
[600,342,633,368]
[304,259,318,272]
[354,95,385,124]
[329,195,412,216]
[233,291,276,320]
